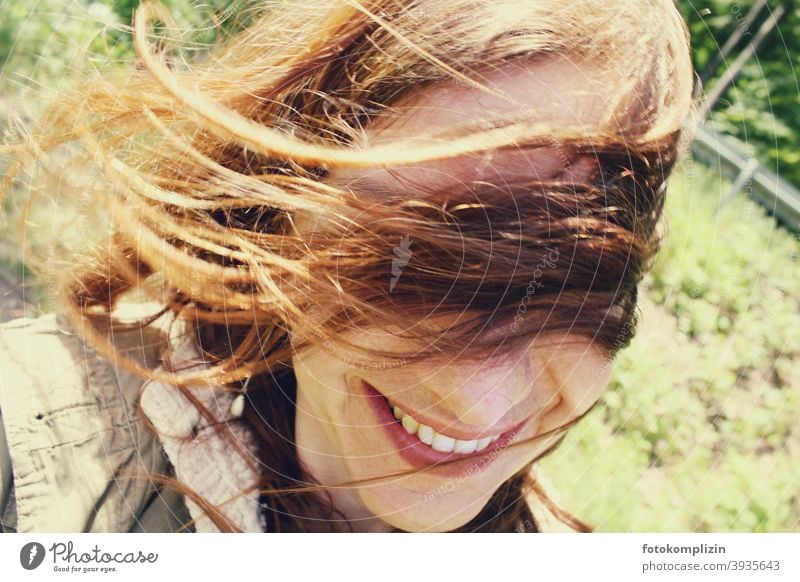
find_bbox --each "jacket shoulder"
[0,405,16,531]
[0,308,189,532]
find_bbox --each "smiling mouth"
[386,398,501,454]
[359,378,531,473]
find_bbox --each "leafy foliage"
[677,1,800,186]
[0,0,252,96]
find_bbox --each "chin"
[357,485,488,532]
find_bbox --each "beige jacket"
[0,307,573,533]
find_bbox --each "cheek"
[292,348,350,429]
[560,353,613,414]
[291,347,391,462]
[535,349,613,436]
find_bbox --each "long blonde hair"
[1,0,697,531]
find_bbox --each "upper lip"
[359,378,528,441]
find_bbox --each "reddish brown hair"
[1,0,697,532]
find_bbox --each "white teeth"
[389,400,500,454]
[417,424,435,446]
[431,433,456,453]
[476,436,493,450]
[401,414,419,434]
[452,438,478,454]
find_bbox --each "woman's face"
[290,54,616,532]
[292,324,612,532]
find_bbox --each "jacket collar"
[139,334,266,533]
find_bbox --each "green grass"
[540,157,800,532]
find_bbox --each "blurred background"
[0,1,797,531]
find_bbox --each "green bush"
[0,0,253,96]
[677,1,800,188]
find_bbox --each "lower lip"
[360,379,529,478]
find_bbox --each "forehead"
[326,53,612,195]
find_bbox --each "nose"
[415,353,541,429]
